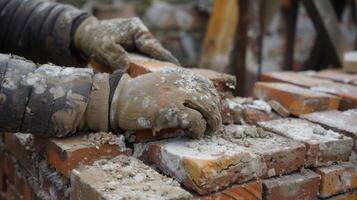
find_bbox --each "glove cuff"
[109,70,128,131]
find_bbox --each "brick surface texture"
[71,155,192,200]
[259,118,353,167]
[34,132,131,178]
[314,163,357,198]
[253,82,340,116]
[262,169,321,200]
[301,109,357,151]
[200,181,262,200]
[148,125,305,194]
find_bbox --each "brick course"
[259,118,353,167]
[262,169,320,200]
[314,163,357,198]
[253,82,340,116]
[301,110,357,151]
[33,132,131,178]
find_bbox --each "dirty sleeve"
[0,0,90,67]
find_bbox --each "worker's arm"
[0,54,221,138]
[0,0,178,70]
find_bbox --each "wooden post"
[229,0,265,96]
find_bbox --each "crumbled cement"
[83,132,126,150]
[259,118,348,142]
[71,155,192,200]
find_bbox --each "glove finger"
[180,106,207,139]
[90,39,130,72]
[134,31,180,66]
[184,97,221,135]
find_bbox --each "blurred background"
[55,0,357,95]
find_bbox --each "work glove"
[75,17,179,72]
[111,68,222,138]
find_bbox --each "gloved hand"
[111,68,222,138]
[74,17,179,72]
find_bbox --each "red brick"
[225,97,280,125]
[259,118,353,167]
[262,169,320,200]
[301,110,357,151]
[253,82,340,116]
[3,133,38,178]
[71,155,192,200]
[261,71,332,87]
[220,99,234,125]
[34,132,131,178]
[310,82,357,110]
[128,54,236,96]
[320,190,357,200]
[311,69,357,85]
[148,125,304,194]
[2,153,15,184]
[314,163,357,198]
[148,135,264,195]
[224,125,305,178]
[188,68,236,97]
[200,181,262,200]
[128,53,178,78]
[128,128,184,143]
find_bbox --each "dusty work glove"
[111,68,222,138]
[75,17,179,71]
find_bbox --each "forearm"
[0,0,90,67]
[0,54,124,137]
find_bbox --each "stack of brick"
[258,71,357,111]
[1,62,357,200]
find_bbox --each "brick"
[128,54,236,96]
[268,100,290,117]
[148,135,265,195]
[126,129,185,143]
[311,69,357,85]
[148,125,304,194]
[188,68,236,97]
[3,133,38,179]
[320,190,357,200]
[314,163,357,198]
[2,152,15,184]
[259,118,353,167]
[34,132,131,178]
[262,169,320,200]
[301,110,357,151]
[253,82,340,116]
[310,82,357,110]
[200,181,262,200]
[223,125,305,178]
[128,53,178,78]
[226,97,280,125]
[220,99,234,125]
[261,71,332,87]
[71,155,192,200]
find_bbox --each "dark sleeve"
[0,0,91,67]
[0,54,94,137]
[0,53,126,137]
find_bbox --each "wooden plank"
[198,0,238,74]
